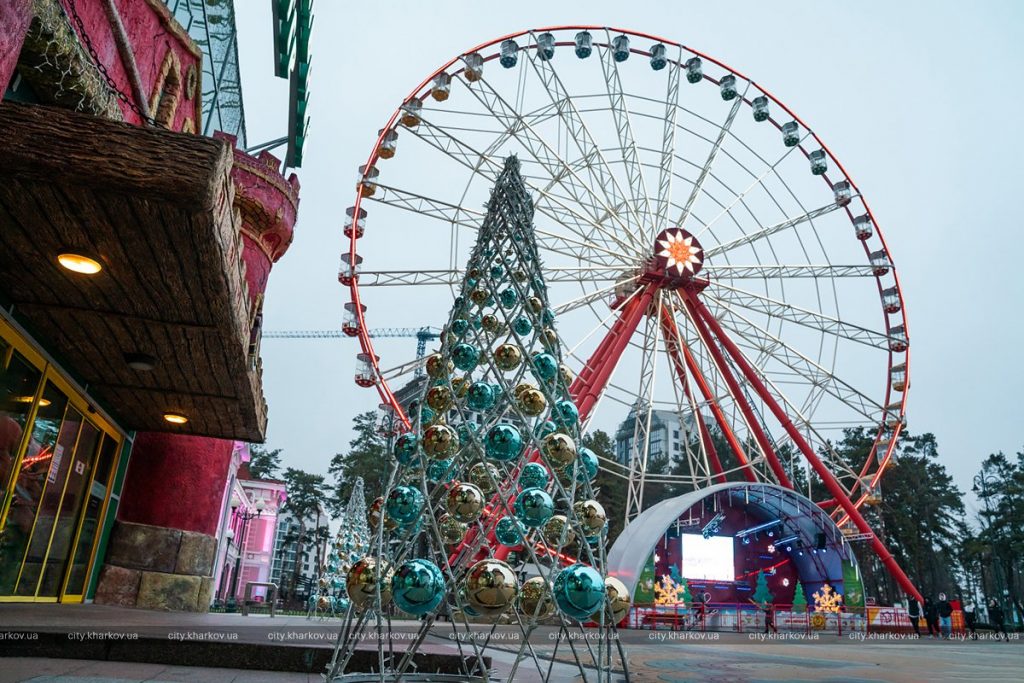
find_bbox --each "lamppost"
[226,496,266,610]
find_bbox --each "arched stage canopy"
[607,482,858,599]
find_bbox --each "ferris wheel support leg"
[658,307,728,483]
[570,285,657,421]
[679,294,793,488]
[686,292,924,604]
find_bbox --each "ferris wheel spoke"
[460,74,643,258]
[704,264,877,279]
[675,80,750,230]
[625,292,664,522]
[368,183,483,230]
[599,29,654,238]
[706,295,885,421]
[708,280,892,349]
[412,112,637,266]
[522,36,648,250]
[358,270,461,287]
[551,274,641,315]
[653,45,683,233]
[704,202,845,260]
[378,357,425,382]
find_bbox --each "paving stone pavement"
[0,658,314,683]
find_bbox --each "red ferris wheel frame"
[341,26,917,603]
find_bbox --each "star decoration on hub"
[657,229,703,276]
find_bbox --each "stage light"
[742,536,751,545]
[782,578,790,587]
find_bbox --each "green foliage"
[329,411,388,515]
[280,467,329,599]
[246,444,282,480]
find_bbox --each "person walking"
[937,593,953,639]
[989,599,1010,642]
[923,597,939,638]
[907,597,922,638]
[962,597,977,640]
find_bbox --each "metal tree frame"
[340,27,916,601]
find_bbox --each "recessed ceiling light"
[163,413,188,425]
[124,352,157,371]
[57,253,103,275]
[12,396,50,407]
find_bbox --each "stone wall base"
[94,520,216,612]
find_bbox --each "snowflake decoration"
[654,575,688,606]
[657,230,702,276]
[812,582,843,613]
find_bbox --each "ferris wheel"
[341,27,913,596]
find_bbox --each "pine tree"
[752,570,774,605]
[330,157,626,680]
[792,582,807,612]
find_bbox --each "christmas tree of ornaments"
[326,157,630,681]
[309,478,370,620]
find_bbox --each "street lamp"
[226,497,265,610]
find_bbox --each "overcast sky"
[234,1,1024,520]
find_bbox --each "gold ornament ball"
[346,557,394,611]
[451,376,469,397]
[446,482,485,523]
[468,267,482,279]
[438,513,467,545]
[602,576,631,624]
[481,314,502,334]
[542,514,576,548]
[541,328,558,351]
[425,353,453,379]
[518,576,555,619]
[527,296,544,314]
[543,432,577,468]
[422,424,459,459]
[463,559,519,617]
[368,497,398,531]
[470,287,490,306]
[468,462,500,494]
[559,364,574,386]
[494,343,523,371]
[514,382,535,400]
[317,596,332,611]
[513,269,528,282]
[517,388,547,417]
[426,385,453,412]
[572,500,607,538]
[319,577,329,590]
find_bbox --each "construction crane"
[262,327,442,376]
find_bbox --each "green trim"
[85,434,134,600]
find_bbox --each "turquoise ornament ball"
[533,420,557,440]
[519,462,549,489]
[542,307,556,325]
[495,516,527,546]
[427,458,456,483]
[553,564,605,620]
[514,487,554,528]
[552,400,579,428]
[513,316,533,337]
[385,486,424,526]
[466,382,496,411]
[532,353,558,381]
[450,318,470,336]
[391,559,445,616]
[573,447,599,482]
[393,433,419,465]
[451,343,480,372]
[485,424,523,462]
[499,287,519,308]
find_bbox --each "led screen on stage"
[680,534,735,581]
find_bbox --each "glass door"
[61,434,119,599]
